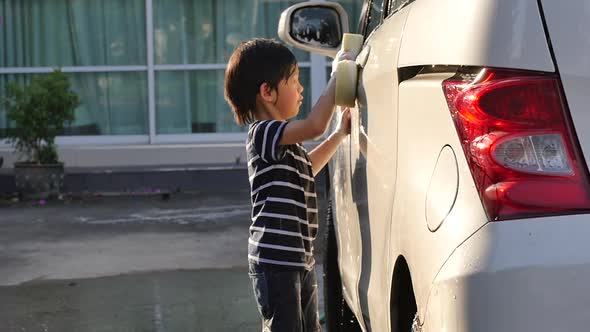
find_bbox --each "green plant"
[2,69,80,164]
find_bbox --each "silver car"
[279,0,590,331]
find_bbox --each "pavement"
[0,192,328,332]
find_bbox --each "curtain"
[153,0,310,134]
[0,0,147,136]
[153,0,309,65]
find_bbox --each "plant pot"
[14,162,65,200]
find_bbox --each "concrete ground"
[0,192,328,332]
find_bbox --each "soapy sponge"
[335,33,363,107]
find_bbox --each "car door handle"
[356,46,370,68]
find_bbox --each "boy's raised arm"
[279,76,337,146]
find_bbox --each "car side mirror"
[278,2,349,58]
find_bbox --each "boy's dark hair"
[224,38,298,126]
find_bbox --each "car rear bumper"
[423,214,590,332]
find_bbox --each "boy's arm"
[308,108,351,176]
[279,76,337,145]
[279,51,352,146]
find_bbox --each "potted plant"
[2,69,80,199]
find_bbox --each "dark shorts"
[248,261,321,332]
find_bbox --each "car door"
[350,0,412,329]
[329,1,375,329]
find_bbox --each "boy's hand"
[308,107,352,176]
[331,50,354,76]
[335,107,352,138]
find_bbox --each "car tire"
[323,200,362,332]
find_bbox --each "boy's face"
[274,66,304,120]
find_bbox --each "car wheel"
[323,200,362,332]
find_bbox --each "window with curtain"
[0,0,147,136]
[0,0,363,138]
[153,0,312,134]
[0,72,148,137]
[155,69,310,134]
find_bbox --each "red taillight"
[442,68,590,221]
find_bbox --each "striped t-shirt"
[246,120,318,270]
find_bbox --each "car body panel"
[395,73,490,324]
[276,0,588,330]
[330,126,365,327]
[352,6,412,331]
[538,0,590,174]
[399,0,554,72]
[425,215,590,331]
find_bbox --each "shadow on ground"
[1,269,259,332]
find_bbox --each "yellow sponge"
[341,33,364,57]
[335,33,363,107]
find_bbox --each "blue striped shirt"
[246,120,318,270]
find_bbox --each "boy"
[224,38,351,331]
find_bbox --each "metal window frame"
[0,66,148,74]
[146,0,157,144]
[0,0,328,147]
